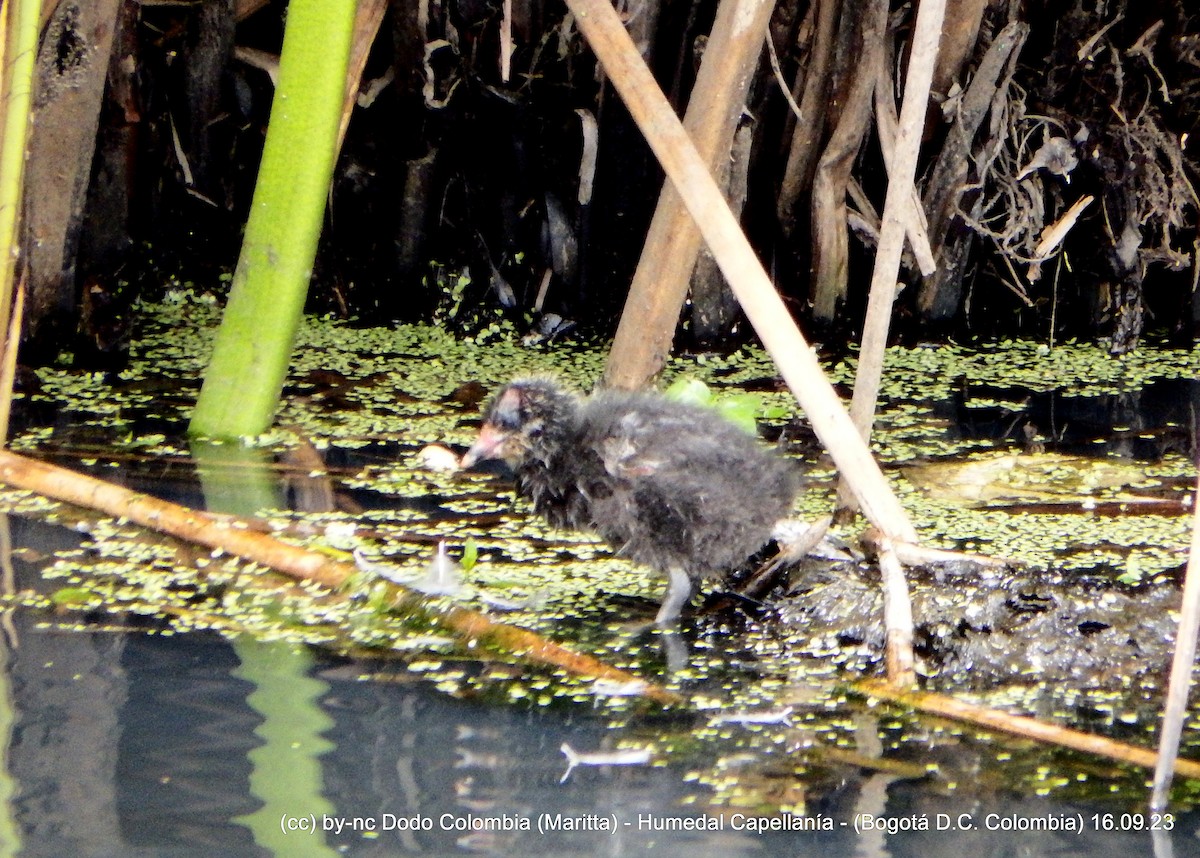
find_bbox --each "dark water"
[943,376,1200,460]
[4,614,1200,857]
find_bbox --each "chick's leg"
[655,565,694,628]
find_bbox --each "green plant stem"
[189,0,356,440]
[0,0,43,341]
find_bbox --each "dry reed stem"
[0,449,678,704]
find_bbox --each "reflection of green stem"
[193,443,336,855]
[0,655,19,857]
[232,639,337,857]
[190,0,355,440]
[0,519,20,855]
[189,439,284,517]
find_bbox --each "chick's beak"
[460,423,508,468]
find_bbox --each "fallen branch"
[861,526,1012,568]
[857,679,1200,780]
[0,449,679,704]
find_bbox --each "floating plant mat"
[904,453,1162,508]
[6,480,1200,815]
[3,296,1200,809]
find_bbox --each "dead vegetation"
[8,0,1194,363]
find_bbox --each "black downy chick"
[460,379,799,626]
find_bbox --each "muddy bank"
[772,555,1181,691]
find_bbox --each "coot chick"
[461,378,798,626]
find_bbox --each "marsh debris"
[775,555,1181,690]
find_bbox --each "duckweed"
[3,294,1199,811]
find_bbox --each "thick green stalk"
[0,0,43,338]
[189,0,355,440]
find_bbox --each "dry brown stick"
[233,46,279,85]
[0,449,679,704]
[499,0,514,82]
[872,57,936,276]
[891,540,1010,569]
[931,0,989,116]
[777,0,839,235]
[857,679,1200,780]
[0,278,24,443]
[1149,471,1200,809]
[1026,194,1094,283]
[336,0,389,152]
[602,0,776,390]
[875,536,916,687]
[809,0,886,322]
[917,20,1028,316]
[566,0,918,544]
[842,0,946,490]
[234,0,271,23]
[825,0,944,667]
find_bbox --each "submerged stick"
[0,449,678,704]
[1149,471,1200,810]
[858,679,1200,780]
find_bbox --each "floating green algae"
[10,293,1199,646]
[5,294,1200,812]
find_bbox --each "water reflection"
[945,376,1200,460]
[4,624,1200,856]
[233,639,336,857]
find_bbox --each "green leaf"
[50,587,95,607]
[663,377,713,408]
[461,537,478,572]
[714,393,761,434]
[664,378,761,434]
